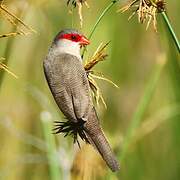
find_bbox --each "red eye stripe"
[59,33,82,42]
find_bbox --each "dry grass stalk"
[0,58,18,78]
[0,0,4,6]
[0,32,21,38]
[0,1,36,38]
[118,0,166,31]
[71,145,106,180]
[67,0,89,27]
[84,43,119,108]
[84,42,109,71]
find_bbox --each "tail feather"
[86,129,120,172]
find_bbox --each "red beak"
[80,36,90,46]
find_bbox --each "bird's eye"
[71,35,76,40]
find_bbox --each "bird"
[43,29,120,172]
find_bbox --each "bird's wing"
[43,53,92,122]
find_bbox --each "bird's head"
[55,29,90,47]
[52,29,90,59]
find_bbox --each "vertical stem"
[88,0,119,40]
[119,54,166,162]
[82,0,119,57]
[41,112,62,180]
[161,12,180,53]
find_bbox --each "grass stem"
[41,112,62,180]
[161,12,180,53]
[82,0,119,57]
[119,54,166,162]
[88,0,119,40]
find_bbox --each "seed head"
[119,0,166,31]
[67,0,89,27]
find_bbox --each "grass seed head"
[119,0,166,31]
[84,43,118,108]
[67,0,89,27]
[0,58,18,78]
[0,1,36,38]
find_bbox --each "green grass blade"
[119,54,166,162]
[88,0,119,40]
[41,112,62,180]
[82,0,119,57]
[161,12,180,53]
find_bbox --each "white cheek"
[53,39,81,60]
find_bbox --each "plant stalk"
[161,12,180,53]
[41,112,62,180]
[82,0,119,58]
[119,54,166,162]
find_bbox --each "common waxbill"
[43,29,120,172]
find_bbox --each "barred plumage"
[43,32,120,171]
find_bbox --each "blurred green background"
[0,0,180,179]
